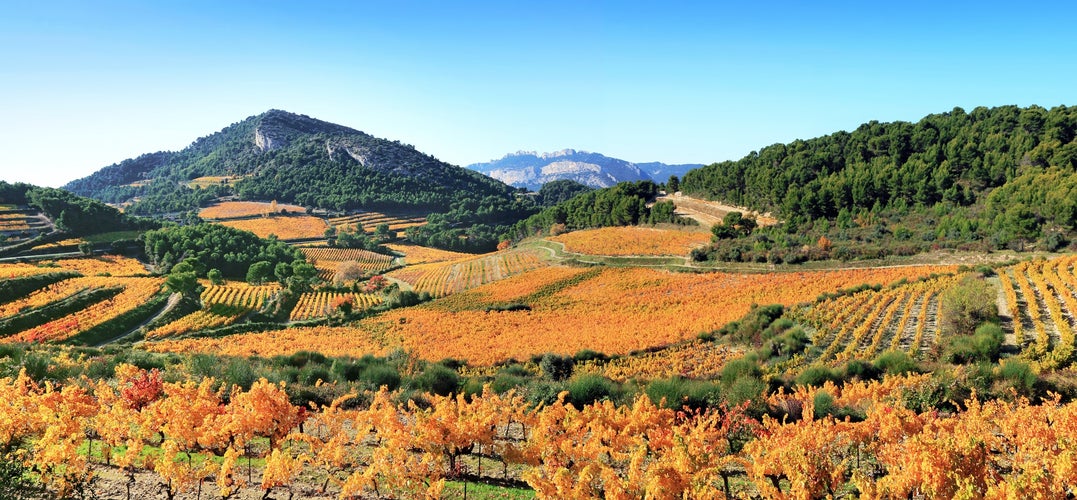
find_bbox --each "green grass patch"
[83,230,142,244]
[444,481,535,499]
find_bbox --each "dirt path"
[97,292,182,346]
[656,193,778,229]
[987,276,1020,351]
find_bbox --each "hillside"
[468,149,700,190]
[64,110,520,216]
[670,105,1077,262]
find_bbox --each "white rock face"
[468,150,653,190]
[254,127,281,152]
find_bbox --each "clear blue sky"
[2,1,1075,187]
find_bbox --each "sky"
[2,1,1076,187]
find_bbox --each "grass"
[83,231,142,244]
[444,481,536,499]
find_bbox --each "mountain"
[636,162,703,182]
[467,149,701,190]
[64,110,518,215]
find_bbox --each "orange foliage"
[383,243,472,265]
[549,226,711,256]
[199,201,305,219]
[386,248,548,297]
[3,277,164,343]
[157,265,955,365]
[219,215,327,240]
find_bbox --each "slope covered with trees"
[681,105,1077,261]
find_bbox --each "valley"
[0,105,1076,499]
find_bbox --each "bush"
[301,366,333,386]
[361,364,402,391]
[646,377,721,411]
[719,357,761,387]
[222,358,256,390]
[724,376,765,407]
[938,276,998,336]
[873,350,919,376]
[491,373,527,394]
[998,359,1036,394]
[417,364,460,396]
[540,353,575,381]
[942,323,1004,364]
[795,364,839,387]
[566,374,613,407]
[843,359,880,381]
[812,391,836,418]
[331,359,364,382]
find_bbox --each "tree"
[165,261,202,299]
[667,175,680,193]
[247,261,274,285]
[207,269,224,285]
[374,223,392,241]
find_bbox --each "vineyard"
[790,274,964,363]
[146,326,394,358]
[383,243,473,265]
[219,215,328,240]
[328,211,426,236]
[288,292,383,321]
[548,226,712,256]
[998,255,1077,367]
[300,247,396,282]
[2,277,164,343]
[387,248,550,298]
[1,364,1075,500]
[161,264,958,364]
[199,201,307,219]
[146,283,281,338]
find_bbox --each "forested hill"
[63,110,518,215]
[682,105,1076,224]
[682,105,1077,262]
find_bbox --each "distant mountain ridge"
[63,110,517,215]
[467,149,702,190]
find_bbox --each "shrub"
[539,353,575,381]
[417,364,459,396]
[998,359,1036,394]
[566,374,613,407]
[361,364,402,391]
[795,365,839,387]
[873,350,919,376]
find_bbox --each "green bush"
[361,364,402,391]
[873,350,919,376]
[301,366,333,386]
[719,357,761,387]
[795,365,839,387]
[842,359,880,381]
[566,374,613,407]
[417,364,460,396]
[942,323,1004,364]
[998,359,1036,394]
[646,377,721,411]
[540,353,575,381]
[812,391,836,418]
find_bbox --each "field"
[1,276,163,343]
[387,248,549,297]
[155,264,957,364]
[219,215,327,240]
[384,242,473,264]
[288,292,383,321]
[146,283,281,338]
[999,255,1077,366]
[300,247,396,282]
[186,175,248,189]
[199,200,307,219]
[328,211,427,236]
[790,274,963,363]
[548,226,711,256]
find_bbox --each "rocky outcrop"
[469,150,674,190]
